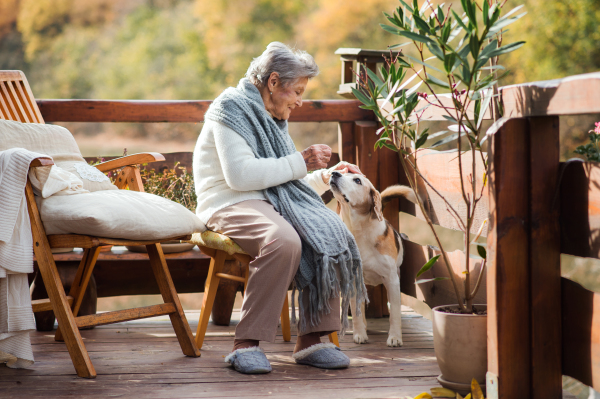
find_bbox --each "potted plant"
[352,0,525,393]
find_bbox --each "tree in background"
[501,0,600,83]
[0,0,598,99]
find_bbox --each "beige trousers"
[206,199,341,342]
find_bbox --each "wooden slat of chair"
[6,80,30,123]
[0,81,19,121]
[3,70,200,377]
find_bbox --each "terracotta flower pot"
[432,304,487,394]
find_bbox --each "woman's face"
[268,76,308,120]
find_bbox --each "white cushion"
[37,190,206,240]
[0,119,117,192]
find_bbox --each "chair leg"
[146,243,200,358]
[196,250,227,349]
[55,247,101,342]
[280,294,291,342]
[26,182,96,378]
[328,332,340,347]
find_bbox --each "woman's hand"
[322,162,363,185]
[302,144,332,171]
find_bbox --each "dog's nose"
[331,171,342,179]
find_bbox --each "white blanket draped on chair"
[0,147,87,369]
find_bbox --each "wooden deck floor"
[0,305,579,398]
[0,306,447,398]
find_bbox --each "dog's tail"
[381,185,419,206]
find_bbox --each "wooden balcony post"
[528,116,561,398]
[487,116,562,398]
[487,118,531,398]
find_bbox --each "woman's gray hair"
[246,42,319,88]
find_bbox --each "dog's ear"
[370,188,384,221]
[336,200,341,215]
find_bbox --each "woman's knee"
[266,224,302,256]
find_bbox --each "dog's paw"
[353,332,369,344]
[386,335,403,347]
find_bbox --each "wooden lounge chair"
[189,231,340,348]
[0,70,200,378]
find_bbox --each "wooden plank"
[337,122,356,164]
[528,116,562,398]
[0,81,19,121]
[47,234,191,249]
[30,157,54,167]
[562,278,600,390]
[487,118,531,398]
[31,296,73,313]
[16,73,45,123]
[36,99,374,123]
[94,152,165,172]
[414,149,488,235]
[146,243,200,357]
[354,120,386,318]
[560,161,600,259]
[75,303,176,328]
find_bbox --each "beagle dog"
[329,171,417,347]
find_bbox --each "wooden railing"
[393,71,600,399]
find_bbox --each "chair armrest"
[29,157,54,168]
[94,152,165,172]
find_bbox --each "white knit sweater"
[193,119,330,223]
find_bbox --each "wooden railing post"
[528,116,561,399]
[487,116,562,398]
[487,118,531,398]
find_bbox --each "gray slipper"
[224,347,272,374]
[292,343,350,369]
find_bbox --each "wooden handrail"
[36,99,374,123]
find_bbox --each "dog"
[329,171,417,347]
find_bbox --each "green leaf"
[415,133,429,149]
[388,42,412,49]
[483,0,489,26]
[398,0,414,14]
[451,10,469,31]
[406,54,443,73]
[441,114,458,123]
[416,254,441,278]
[366,67,384,88]
[426,74,450,88]
[443,53,457,73]
[427,130,450,139]
[380,24,403,36]
[413,14,431,34]
[431,132,459,148]
[469,33,479,58]
[441,22,451,43]
[479,39,498,59]
[351,87,372,106]
[488,12,527,35]
[416,277,450,285]
[487,41,526,58]
[427,41,445,61]
[397,30,436,45]
[477,245,487,259]
[499,4,525,21]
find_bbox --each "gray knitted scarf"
[205,78,367,332]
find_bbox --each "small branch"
[470,258,487,299]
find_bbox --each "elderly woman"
[193,42,366,374]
